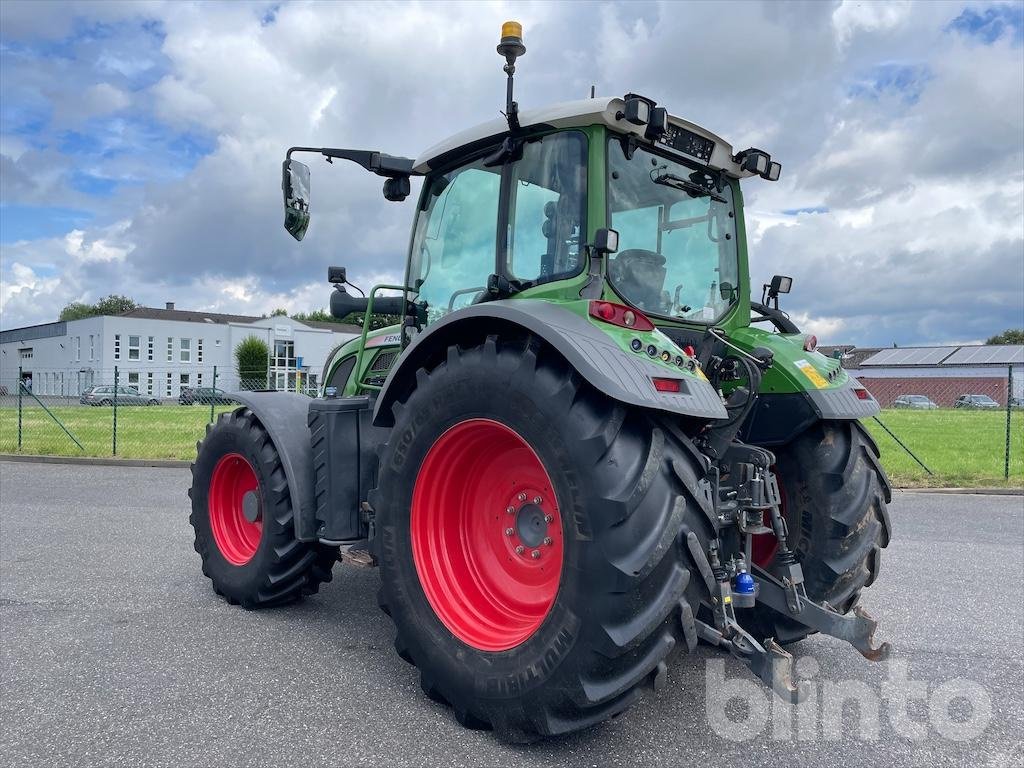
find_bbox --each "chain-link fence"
[0,365,315,460]
[0,362,1020,487]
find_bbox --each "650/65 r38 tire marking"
[411,418,563,652]
[371,335,716,741]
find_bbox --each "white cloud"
[0,0,1021,347]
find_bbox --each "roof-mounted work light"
[735,148,783,182]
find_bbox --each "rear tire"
[371,336,714,741]
[188,407,337,608]
[742,420,892,644]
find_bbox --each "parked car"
[1010,396,1024,410]
[179,386,236,405]
[80,385,160,406]
[953,394,1000,410]
[893,394,938,410]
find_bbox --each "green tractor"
[189,22,892,741]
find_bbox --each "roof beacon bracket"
[497,21,526,133]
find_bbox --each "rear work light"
[652,377,683,393]
[588,301,655,331]
[803,334,818,352]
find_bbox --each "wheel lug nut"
[506,506,515,514]
[543,537,553,546]
[533,496,542,504]
[505,527,514,536]
[531,549,541,559]
[517,492,527,502]
[544,515,553,523]
[515,545,525,554]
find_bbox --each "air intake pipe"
[330,287,407,319]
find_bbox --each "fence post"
[113,365,118,456]
[17,365,23,451]
[1006,364,1013,481]
[211,365,217,424]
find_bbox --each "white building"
[0,303,360,398]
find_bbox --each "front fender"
[372,300,728,427]
[227,391,318,541]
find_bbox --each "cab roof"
[413,96,753,178]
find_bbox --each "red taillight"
[803,335,818,352]
[588,301,655,331]
[652,377,683,393]
[854,388,871,401]
[683,345,696,358]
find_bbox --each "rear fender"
[373,300,728,427]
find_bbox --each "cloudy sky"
[1,0,1022,346]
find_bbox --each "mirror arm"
[286,146,417,178]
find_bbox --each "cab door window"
[409,159,501,325]
[506,131,587,284]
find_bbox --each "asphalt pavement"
[1,461,1021,767]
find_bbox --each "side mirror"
[282,158,311,241]
[592,228,619,255]
[770,275,792,295]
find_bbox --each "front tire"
[743,420,892,643]
[188,408,337,608]
[371,336,714,741]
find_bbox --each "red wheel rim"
[751,471,785,568]
[411,419,564,652]
[209,452,263,566]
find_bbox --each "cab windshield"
[607,139,739,323]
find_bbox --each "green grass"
[0,403,237,460]
[864,409,1023,488]
[1,403,1021,488]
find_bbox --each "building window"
[273,340,296,368]
[128,372,140,388]
[196,372,203,387]
[74,337,81,362]
[128,335,141,361]
[180,338,191,363]
[147,372,154,395]
[18,347,32,360]
[166,372,172,396]
[89,335,95,361]
[180,372,190,387]
[147,336,154,361]
[197,338,204,363]
[215,339,222,346]
[114,334,121,360]
[167,337,173,362]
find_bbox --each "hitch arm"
[753,568,891,661]
[692,618,809,704]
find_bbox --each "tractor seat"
[609,249,668,311]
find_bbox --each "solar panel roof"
[860,347,958,366]
[943,345,1024,365]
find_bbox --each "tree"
[58,294,137,321]
[235,336,270,390]
[270,307,288,317]
[58,302,94,321]
[986,329,1024,345]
